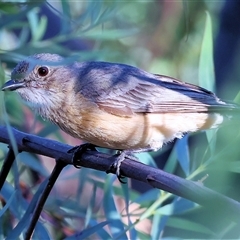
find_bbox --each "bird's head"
[1,53,74,109]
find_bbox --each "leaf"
[171,197,196,215]
[121,179,138,240]
[18,152,49,177]
[103,175,126,238]
[27,9,48,42]
[0,2,44,29]
[64,221,111,240]
[233,91,240,105]
[167,217,214,235]
[163,145,178,174]
[0,3,20,14]
[198,12,216,151]
[132,189,161,207]
[6,179,49,239]
[227,161,240,173]
[151,214,168,239]
[198,11,214,91]
[80,29,139,40]
[176,135,190,176]
[135,152,157,168]
[154,197,195,217]
[0,190,16,218]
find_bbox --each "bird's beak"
[1,80,25,91]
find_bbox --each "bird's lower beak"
[1,80,25,91]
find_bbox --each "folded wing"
[95,74,236,116]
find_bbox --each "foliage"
[0,1,240,239]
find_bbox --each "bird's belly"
[57,110,163,150]
[56,109,221,150]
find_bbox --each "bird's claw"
[68,143,97,168]
[107,151,139,183]
[69,144,138,184]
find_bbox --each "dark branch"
[24,160,67,240]
[0,147,15,191]
[1,125,240,223]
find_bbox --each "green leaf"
[27,8,48,42]
[18,152,49,177]
[136,152,157,168]
[198,11,214,91]
[233,91,240,104]
[133,189,160,207]
[227,161,240,173]
[0,2,44,29]
[163,146,178,173]
[198,12,216,151]
[176,135,190,176]
[151,214,168,239]
[6,179,49,240]
[80,29,139,40]
[64,221,111,240]
[103,175,126,238]
[0,3,20,14]
[167,217,214,235]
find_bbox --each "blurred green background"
[0,0,240,239]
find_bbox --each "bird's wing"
[94,74,231,117]
[76,62,235,117]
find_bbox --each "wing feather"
[76,62,237,117]
[96,74,229,116]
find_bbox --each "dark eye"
[37,66,49,77]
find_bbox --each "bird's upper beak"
[1,80,25,91]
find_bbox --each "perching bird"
[1,53,239,176]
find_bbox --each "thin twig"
[24,160,67,240]
[0,147,15,191]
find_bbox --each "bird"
[1,53,239,177]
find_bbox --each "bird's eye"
[37,66,49,77]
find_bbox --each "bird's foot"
[68,143,97,168]
[107,150,139,183]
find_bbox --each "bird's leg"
[68,143,97,168]
[108,147,158,183]
[69,143,157,183]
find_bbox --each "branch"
[0,125,240,223]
